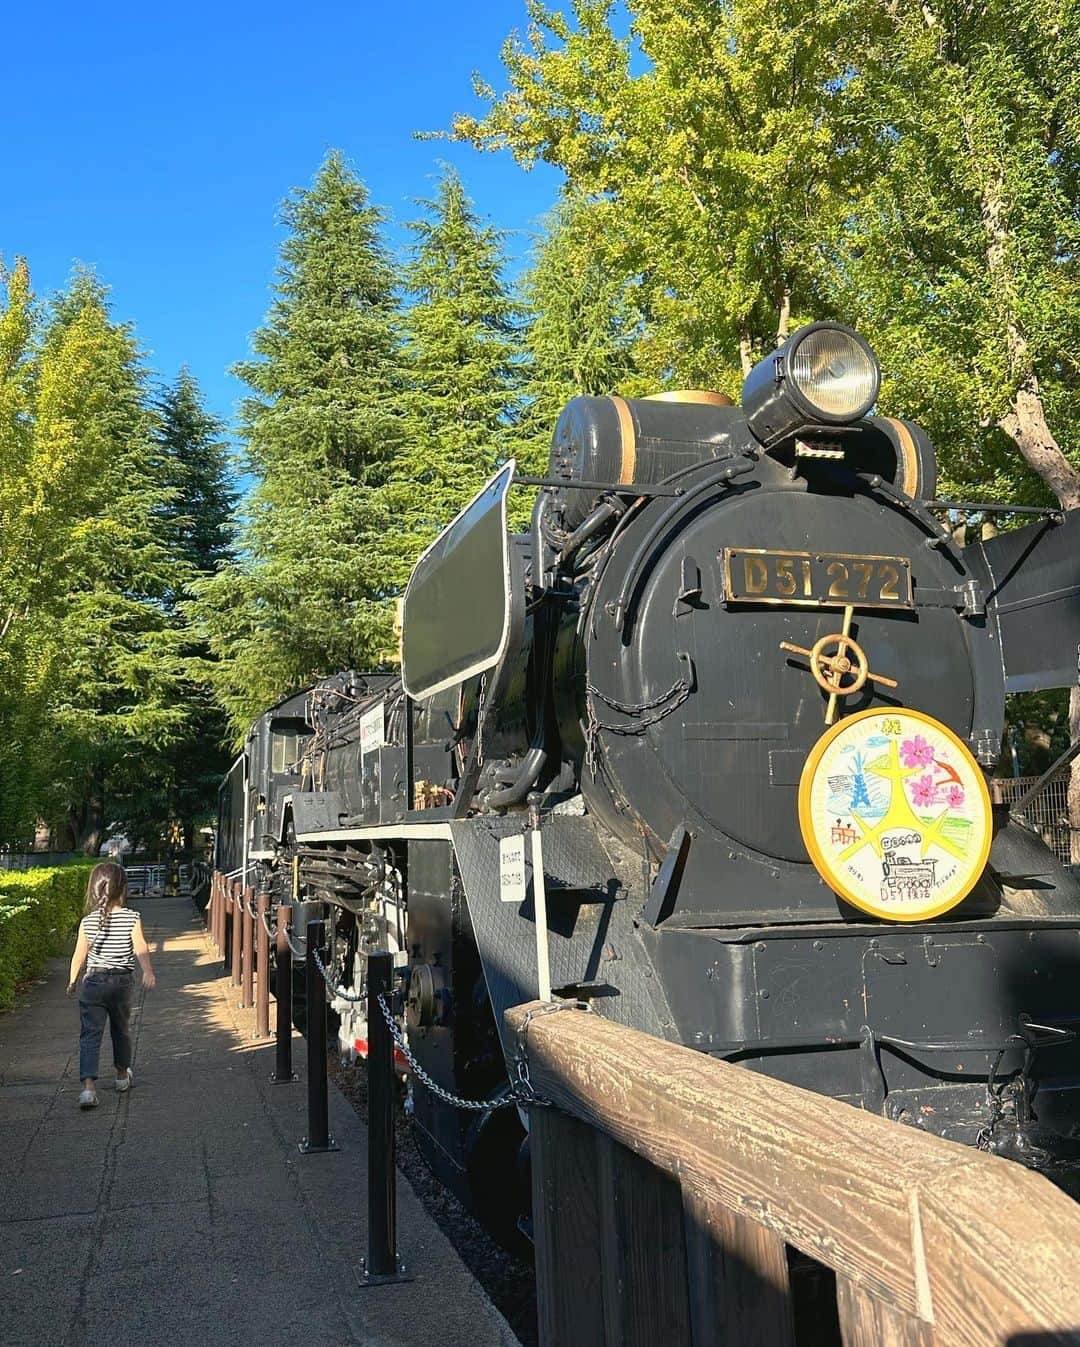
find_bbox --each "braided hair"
[84,862,127,953]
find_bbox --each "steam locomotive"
[217,322,1080,1224]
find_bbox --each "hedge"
[0,863,96,1010]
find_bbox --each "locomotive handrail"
[508,999,1080,1347]
[924,498,1066,522]
[611,455,757,629]
[512,471,686,497]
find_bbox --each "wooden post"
[596,1132,692,1347]
[230,882,242,986]
[682,1186,796,1347]
[255,891,270,1039]
[271,905,296,1083]
[206,874,216,948]
[531,1107,606,1347]
[240,886,254,1009]
[214,874,224,951]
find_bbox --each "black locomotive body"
[225,324,1080,1219]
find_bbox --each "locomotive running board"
[975,508,1080,692]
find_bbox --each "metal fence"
[996,771,1076,866]
[122,863,196,897]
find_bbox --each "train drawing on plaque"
[881,856,938,898]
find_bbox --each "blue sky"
[1,2,564,430]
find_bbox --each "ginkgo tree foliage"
[0,267,200,851]
[516,196,646,479]
[451,0,881,388]
[455,0,1079,501]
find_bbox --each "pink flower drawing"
[946,784,965,810]
[911,774,937,808]
[901,735,935,769]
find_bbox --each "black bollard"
[270,905,297,1084]
[359,952,410,1285]
[298,919,339,1154]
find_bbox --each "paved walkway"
[0,897,520,1347]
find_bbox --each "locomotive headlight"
[741,322,880,448]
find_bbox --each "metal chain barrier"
[305,936,592,1111]
[312,944,366,1003]
[260,909,278,940]
[376,991,591,1111]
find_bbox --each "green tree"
[0,272,192,852]
[151,371,237,849]
[153,369,236,594]
[838,0,1080,845]
[451,0,877,387]
[193,152,407,736]
[388,165,523,554]
[825,1,1080,504]
[517,197,644,476]
[0,258,42,843]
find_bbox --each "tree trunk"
[999,374,1080,512]
[52,819,77,852]
[738,330,753,378]
[776,288,792,344]
[76,775,105,857]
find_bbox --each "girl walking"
[67,862,156,1109]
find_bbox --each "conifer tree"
[390,166,522,561]
[153,368,236,597]
[150,371,236,847]
[193,152,406,736]
[517,199,644,477]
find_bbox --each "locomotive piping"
[482,745,548,811]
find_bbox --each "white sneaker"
[79,1089,98,1109]
[115,1070,133,1093]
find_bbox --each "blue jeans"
[79,971,134,1081]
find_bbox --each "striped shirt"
[82,907,140,972]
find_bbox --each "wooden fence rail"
[507,1002,1080,1347]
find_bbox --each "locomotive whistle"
[780,606,898,724]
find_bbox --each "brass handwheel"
[808,632,869,696]
[780,606,898,724]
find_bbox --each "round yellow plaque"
[798,708,993,922]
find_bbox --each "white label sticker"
[359,702,385,757]
[499,834,527,904]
